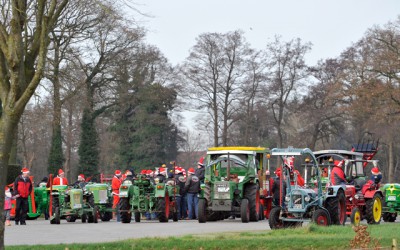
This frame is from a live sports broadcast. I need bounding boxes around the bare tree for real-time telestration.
[264,36,312,147]
[181,30,254,146]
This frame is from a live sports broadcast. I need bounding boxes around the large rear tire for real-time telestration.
[50,196,60,225]
[93,206,98,223]
[366,193,382,224]
[325,190,346,225]
[157,194,170,223]
[119,198,132,223]
[240,199,250,223]
[245,184,259,222]
[312,209,331,226]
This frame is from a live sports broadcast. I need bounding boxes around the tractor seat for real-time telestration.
[354,179,366,191]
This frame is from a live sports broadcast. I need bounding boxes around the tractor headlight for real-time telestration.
[304,195,311,202]
[354,194,360,200]
[285,196,290,202]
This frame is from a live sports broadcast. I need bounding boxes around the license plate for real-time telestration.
[217,187,228,192]
[388,196,396,201]
[119,191,128,197]
[73,204,82,209]
[293,204,302,209]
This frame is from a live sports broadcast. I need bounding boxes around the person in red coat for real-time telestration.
[112,170,122,221]
[53,169,69,185]
[13,168,32,225]
[330,160,347,185]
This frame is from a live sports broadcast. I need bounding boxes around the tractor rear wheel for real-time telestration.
[325,190,346,225]
[366,193,382,224]
[240,198,250,223]
[245,184,259,222]
[198,199,207,223]
[50,196,60,224]
[134,212,141,222]
[312,209,331,226]
[119,198,132,223]
[350,207,361,226]
[157,194,170,223]
[268,206,284,229]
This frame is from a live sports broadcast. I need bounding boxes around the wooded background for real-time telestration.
[3,2,399,183]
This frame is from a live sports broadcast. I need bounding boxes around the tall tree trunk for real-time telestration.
[388,140,394,183]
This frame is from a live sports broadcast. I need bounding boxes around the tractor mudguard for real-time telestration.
[364,189,382,199]
[325,186,346,198]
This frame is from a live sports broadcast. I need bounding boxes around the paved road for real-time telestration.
[5,218,271,246]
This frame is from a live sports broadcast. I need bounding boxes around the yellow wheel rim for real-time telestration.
[373,197,382,222]
[353,210,361,226]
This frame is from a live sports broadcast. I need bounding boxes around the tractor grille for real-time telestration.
[98,190,108,204]
[73,193,82,208]
[291,193,303,209]
[214,182,230,199]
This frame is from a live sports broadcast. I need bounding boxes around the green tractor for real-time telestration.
[382,183,400,222]
[268,148,345,229]
[49,184,98,224]
[118,174,178,223]
[84,183,113,222]
[198,146,269,223]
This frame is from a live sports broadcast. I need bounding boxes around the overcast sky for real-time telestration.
[136,0,399,66]
[133,0,400,129]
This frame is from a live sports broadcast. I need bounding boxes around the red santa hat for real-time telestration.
[21,167,30,174]
[78,174,85,179]
[58,169,64,175]
[371,167,381,175]
[334,160,344,168]
[198,156,205,167]
[188,167,195,174]
[115,170,121,175]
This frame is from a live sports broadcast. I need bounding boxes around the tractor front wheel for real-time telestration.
[119,198,132,223]
[54,207,61,225]
[157,194,170,223]
[240,198,250,223]
[350,207,361,226]
[198,199,207,223]
[312,209,331,226]
[268,206,284,229]
[366,193,382,224]
[134,212,141,222]
[93,206,98,223]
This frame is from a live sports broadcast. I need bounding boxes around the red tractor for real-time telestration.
[314,142,383,225]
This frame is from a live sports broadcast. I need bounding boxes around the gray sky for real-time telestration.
[134,0,400,130]
[137,0,399,65]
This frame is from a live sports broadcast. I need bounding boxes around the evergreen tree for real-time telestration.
[48,126,64,174]
[78,108,99,177]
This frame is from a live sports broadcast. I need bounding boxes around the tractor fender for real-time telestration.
[364,189,383,199]
[325,185,346,198]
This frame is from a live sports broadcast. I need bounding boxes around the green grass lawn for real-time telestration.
[7,224,399,250]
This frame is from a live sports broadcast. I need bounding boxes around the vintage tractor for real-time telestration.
[84,183,113,221]
[268,147,344,229]
[198,146,269,223]
[49,184,98,224]
[314,143,384,225]
[381,183,400,222]
[118,173,177,223]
